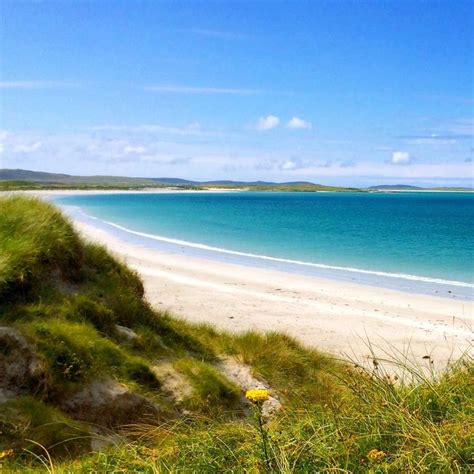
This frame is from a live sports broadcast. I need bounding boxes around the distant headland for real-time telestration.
[0,168,472,192]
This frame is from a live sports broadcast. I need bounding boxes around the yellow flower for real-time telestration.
[0,449,14,460]
[367,449,386,461]
[245,388,270,403]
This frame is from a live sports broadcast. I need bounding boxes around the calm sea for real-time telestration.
[55,192,474,299]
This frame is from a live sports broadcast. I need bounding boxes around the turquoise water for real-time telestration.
[56,192,474,297]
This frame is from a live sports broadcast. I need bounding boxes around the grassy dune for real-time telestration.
[0,196,472,472]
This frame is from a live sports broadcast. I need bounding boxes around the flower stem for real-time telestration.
[256,405,271,471]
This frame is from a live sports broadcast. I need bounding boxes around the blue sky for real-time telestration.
[0,0,473,186]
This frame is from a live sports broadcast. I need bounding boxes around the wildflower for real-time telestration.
[367,449,386,461]
[246,388,271,469]
[245,388,269,403]
[0,449,14,460]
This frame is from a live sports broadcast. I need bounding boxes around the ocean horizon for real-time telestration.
[55,191,474,300]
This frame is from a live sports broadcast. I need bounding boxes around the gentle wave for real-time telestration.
[79,209,474,289]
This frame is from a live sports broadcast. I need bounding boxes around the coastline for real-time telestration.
[71,212,472,368]
[8,189,473,367]
[51,190,473,300]
[4,187,245,197]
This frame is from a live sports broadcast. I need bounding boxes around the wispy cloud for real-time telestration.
[399,133,470,144]
[90,123,215,137]
[445,118,474,136]
[144,84,262,95]
[0,81,78,89]
[401,118,474,143]
[407,137,458,146]
[181,28,248,40]
[254,115,280,131]
[13,141,43,153]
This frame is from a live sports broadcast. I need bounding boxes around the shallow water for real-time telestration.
[55,191,474,300]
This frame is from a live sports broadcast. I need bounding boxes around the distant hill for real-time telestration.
[0,169,357,192]
[150,177,197,185]
[0,169,73,182]
[151,178,319,186]
[368,184,473,191]
[1,170,471,193]
[200,180,316,186]
[0,169,158,187]
[368,184,423,190]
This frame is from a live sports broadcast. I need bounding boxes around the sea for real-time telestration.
[54,191,474,300]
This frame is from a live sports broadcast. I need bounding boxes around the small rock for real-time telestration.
[151,362,193,403]
[61,379,161,427]
[0,327,47,403]
[115,325,138,340]
[218,357,282,419]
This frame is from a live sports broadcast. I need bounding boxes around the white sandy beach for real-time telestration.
[70,216,472,370]
[9,188,245,197]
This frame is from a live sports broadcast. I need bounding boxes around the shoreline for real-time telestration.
[7,189,473,367]
[71,214,472,369]
[55,197,473,301]
[77,210,473,293]
[3,187,245,197]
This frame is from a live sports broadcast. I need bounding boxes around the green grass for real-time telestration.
[0,196,472,473]
[0,397,91,459]
[173,358,242,414]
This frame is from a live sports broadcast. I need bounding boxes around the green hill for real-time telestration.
[368,184,473,192]
[0,196,472,472]
[0,169,361,192]
[368,184,423,190]
[0,169,166,189]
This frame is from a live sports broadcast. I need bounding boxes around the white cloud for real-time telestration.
[145,85,261,95]
[123,145,147,154]
[2,128,472,187]
[255,115,280,131]
[278,157,313,171]
[280,160,297,170]
[287,117,312,130]
[391,151,412,165]
[14,141,42,153]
